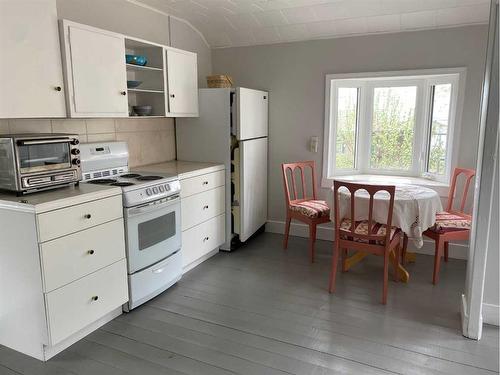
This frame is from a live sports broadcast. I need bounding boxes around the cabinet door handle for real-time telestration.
[84,214,92,219]
[203,205,209,210]
[202,181,209,185]
[91,296,99,301]
[170,94,175,98]
[121,91,127,96]
[55,86,62,92]
[203,236,209,242]
[88,250,95,255]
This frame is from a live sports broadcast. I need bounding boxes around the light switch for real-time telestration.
[309,136,319,153]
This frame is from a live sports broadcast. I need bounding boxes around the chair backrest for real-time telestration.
[281,161,318,205]
[333,180,396,246]
[447,168,476,216]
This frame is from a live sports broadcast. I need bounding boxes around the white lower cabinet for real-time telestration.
[45,259,128,345]
[180,169,226,271]
[0,188,127,361]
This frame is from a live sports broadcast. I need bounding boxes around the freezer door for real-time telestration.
[239,137,268,242]
[236,87,268,140]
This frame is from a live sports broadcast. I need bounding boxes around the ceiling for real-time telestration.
[135,0,491,48]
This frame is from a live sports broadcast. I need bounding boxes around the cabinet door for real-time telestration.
[236,88,269,140]
[0,0,66,118]
[61,21,128,117]
[166,48,198,117]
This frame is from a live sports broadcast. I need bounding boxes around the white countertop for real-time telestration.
[0,184,122,213]
[134,160,225,180]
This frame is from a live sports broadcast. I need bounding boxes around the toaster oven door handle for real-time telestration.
[17,138,71,146]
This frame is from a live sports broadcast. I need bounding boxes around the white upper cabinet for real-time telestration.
[236,88,269,140]
[166,48,199,117]
[0,0,66,118]
[60,20,128,117]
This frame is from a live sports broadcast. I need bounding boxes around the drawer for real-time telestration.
[40,219,126,292]
[37,195,123,242]
[45,259,128,345]
[181,186,225,231]
[181,169,225,198]
[182,214,225,268]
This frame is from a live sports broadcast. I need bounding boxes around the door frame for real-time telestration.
[461,0,499,340]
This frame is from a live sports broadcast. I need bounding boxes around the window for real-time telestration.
[323,69,464,184]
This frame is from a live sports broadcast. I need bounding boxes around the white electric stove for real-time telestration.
[80,142,182,311]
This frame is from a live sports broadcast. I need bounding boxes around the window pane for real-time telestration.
[335,87,358,169]
[427,84,452,175]
[370,86,417,170]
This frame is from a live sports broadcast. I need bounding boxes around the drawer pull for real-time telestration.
[153,266,166,274]
[83,214,92,219]
[203,205,209,210]
[203,236,210,242]
[91,296,99,302]
[202,181,209,185]
[87,250,95,255]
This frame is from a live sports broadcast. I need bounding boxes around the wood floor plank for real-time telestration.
[85,330,236,375]
[0,364,21,375]
[0,347,76,375]
[117,308,388,375]
[102,320,291,375]
[149,292,495,375]
[167,282,498,370]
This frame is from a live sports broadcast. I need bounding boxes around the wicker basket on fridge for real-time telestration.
[207,74,234,88]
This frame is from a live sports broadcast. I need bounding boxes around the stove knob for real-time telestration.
[165,184,170,191]
[71,148,80,155]
[152,187,159,194]
[158,185,165,192]
[146,188,152,196]
[72,159,80,166]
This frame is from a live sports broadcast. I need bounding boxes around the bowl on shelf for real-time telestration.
[132,105,153,116]
[127,80,142,88]
[126,54,147,66]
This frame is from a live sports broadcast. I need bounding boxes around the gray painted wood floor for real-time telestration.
[1,232,498,375]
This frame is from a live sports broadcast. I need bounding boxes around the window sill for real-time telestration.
[321,174,449,197]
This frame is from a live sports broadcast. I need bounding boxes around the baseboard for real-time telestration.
[266,219,469,260]
[482,303,500,326]
[182,248,219,274]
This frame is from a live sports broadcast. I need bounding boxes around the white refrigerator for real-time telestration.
[177,87,268,250]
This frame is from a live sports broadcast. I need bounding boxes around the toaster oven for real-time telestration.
[0,134,82,194]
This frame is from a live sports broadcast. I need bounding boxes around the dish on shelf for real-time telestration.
[127,80,142,88]
[132,105,153,116]
[125,54,147,66]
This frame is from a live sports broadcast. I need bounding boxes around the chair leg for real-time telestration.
[283,215,291,250]
[433,238,444,285]
[402,234,408,265]
[309,223,317,263]
[329,241,340,293]
[444,242,449,262]
[392,246,400,282]
[382,251,389,304]
[341,248,348,272]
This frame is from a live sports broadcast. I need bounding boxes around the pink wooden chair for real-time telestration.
[403,168,475,284]
[281,161,330,262]
[329,180,402,304]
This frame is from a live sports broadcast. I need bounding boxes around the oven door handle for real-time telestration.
[127,195,180,217]
[17,138,71,146]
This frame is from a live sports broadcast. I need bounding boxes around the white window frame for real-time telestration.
[322,68,466,187]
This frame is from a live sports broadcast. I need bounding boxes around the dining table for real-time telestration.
[332,182,443,282]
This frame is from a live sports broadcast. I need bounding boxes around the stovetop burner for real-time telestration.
[136,175,163,181]
[121,173,142,178]
[87,178,117,184]
[111,182,135,187]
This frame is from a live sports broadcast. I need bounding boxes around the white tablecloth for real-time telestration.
[332,184,443,248]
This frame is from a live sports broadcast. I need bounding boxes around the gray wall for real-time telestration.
[212,25,488,223]
[56,0,211,85]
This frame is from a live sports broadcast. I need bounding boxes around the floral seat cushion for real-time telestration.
[339,218,400,245]
[429,211,471,233]
[289,200,330,218]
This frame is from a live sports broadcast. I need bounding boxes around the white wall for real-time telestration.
[212,25,488,227]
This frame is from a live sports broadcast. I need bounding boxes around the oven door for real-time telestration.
[16,138,72,174]
[125,195,181,274]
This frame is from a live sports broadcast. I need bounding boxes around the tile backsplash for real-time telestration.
[0,118,176,167]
